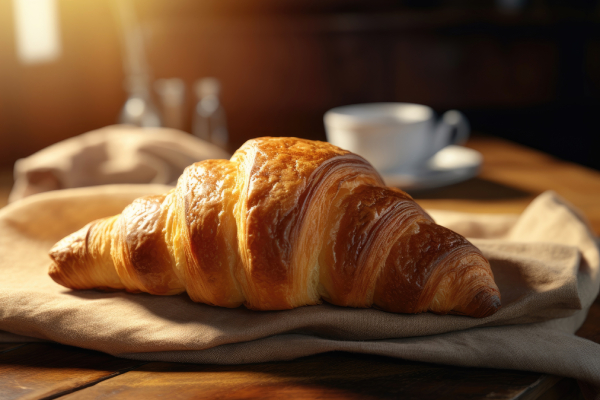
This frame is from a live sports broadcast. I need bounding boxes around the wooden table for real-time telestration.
[0,135,599,400]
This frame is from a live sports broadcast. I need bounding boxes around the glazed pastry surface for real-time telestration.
[49,137,501,317]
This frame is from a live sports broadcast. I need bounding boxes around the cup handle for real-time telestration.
[431,110,471,155]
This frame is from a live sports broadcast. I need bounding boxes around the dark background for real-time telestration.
[0,0,599,169]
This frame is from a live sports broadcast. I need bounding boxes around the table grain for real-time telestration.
[0,135,598,399]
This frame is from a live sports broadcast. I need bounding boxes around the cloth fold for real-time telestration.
[0,186,598,384]
[8,125,230,203]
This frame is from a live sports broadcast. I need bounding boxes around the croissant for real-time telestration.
[49,137,500,317]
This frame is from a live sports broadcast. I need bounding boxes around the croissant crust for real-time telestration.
[49,137,501,317]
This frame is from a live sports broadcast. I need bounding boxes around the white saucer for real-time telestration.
[380,145,482,191]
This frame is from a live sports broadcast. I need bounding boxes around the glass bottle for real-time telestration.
[112,0,161,128]
[155,78,185,130]
[119,74,162,127]
[193,77,229,150]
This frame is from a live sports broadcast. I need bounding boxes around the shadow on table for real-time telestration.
[121,351,553,399]
[407,177,534,200]
[1,341,571,399]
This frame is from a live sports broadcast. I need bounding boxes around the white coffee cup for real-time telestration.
[324,103,470,172]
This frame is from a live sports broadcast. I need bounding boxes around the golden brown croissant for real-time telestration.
[49,137,501,317]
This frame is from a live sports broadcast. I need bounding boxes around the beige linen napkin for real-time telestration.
[8,125,230,202]
[0,186,598,384]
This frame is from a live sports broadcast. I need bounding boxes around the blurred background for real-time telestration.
[0,0,599,169]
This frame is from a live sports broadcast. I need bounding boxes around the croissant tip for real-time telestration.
[469,290,502,318]
[48,260,68,288]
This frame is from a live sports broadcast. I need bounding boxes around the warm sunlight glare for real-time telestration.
[13,0,61,64]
